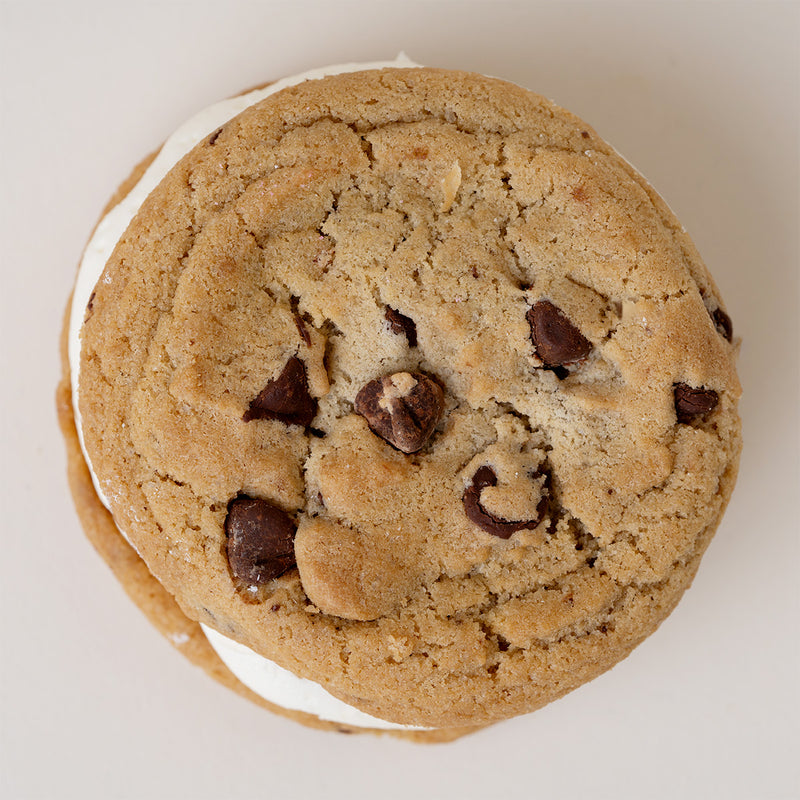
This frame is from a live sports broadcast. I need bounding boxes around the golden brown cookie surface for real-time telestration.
[77,68,741,728]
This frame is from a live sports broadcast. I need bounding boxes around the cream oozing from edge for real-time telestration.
[69,55,430,732]
[201,625,426,731]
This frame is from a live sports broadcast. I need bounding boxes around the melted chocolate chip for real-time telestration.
[712,307,733,342]
[384,306,418,347]
[463,465,549,539]
[225,495,296,585]
[527,300,592,369]
[354,372,444,453]
[243,356,317,427]
[673,383,719,424]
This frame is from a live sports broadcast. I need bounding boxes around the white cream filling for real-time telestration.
[201,625,421,731]
[69,56,430,731]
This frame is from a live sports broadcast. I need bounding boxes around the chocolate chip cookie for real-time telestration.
[63,65,741,733]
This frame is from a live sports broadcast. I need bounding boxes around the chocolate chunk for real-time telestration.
[527,300,592,368]
[384,306,418,347]
[712,307,733,342]
[463,465,549,539]
[225,495,296,585]
[674,383,719,424]
[355,372,444,453]
[243,356,317,427]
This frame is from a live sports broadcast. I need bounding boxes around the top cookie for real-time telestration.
[78,67,741,728]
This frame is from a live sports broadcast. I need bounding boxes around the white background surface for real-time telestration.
[1,1,798,798]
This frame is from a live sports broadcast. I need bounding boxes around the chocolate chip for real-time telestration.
[290,296,313,347]
[384,306,418,347]
[581,130,590,139]
[294,313,312,347]
[673,383,719,424]
[463,465,549,539]
[225,495,296,586]
[207,127,223,146]
[354,372,444,453]
[527,300,592,369]
[243,356,317,427]
[84,290,96,322]
[712,307,733,342]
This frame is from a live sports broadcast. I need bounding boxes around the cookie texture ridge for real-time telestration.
[70,66,741,731]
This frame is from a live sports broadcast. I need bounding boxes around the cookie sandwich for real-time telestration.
[58,56,742,740]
